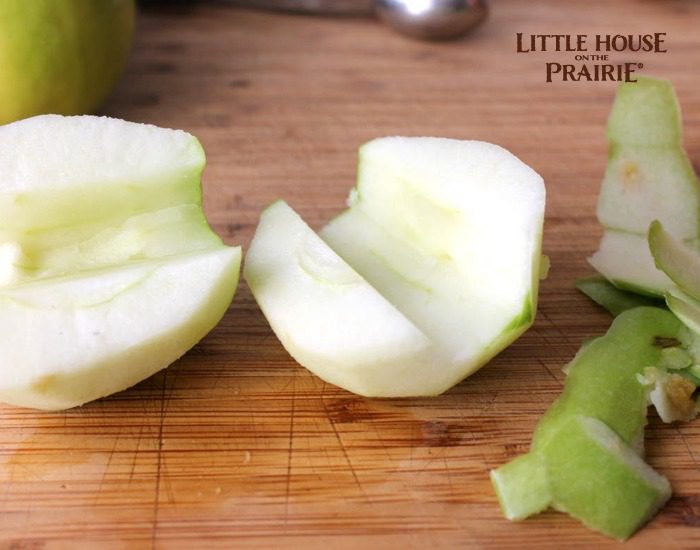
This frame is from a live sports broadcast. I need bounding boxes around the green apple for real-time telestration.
[245,137,546,396]
[0,0,135,124]
[491,307,681,539]
[589,77,700,295]
[0,115,241,410]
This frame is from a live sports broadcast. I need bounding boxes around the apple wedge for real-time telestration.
[589,77,700,295]
[245,137,545,396]
[0,115,241,410]
[244,201,436,396]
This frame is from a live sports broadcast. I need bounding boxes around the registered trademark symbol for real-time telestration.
[638,63,644,68]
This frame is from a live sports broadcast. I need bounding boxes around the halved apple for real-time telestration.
[0,115,241,410]
[589,77,700,295]
[245,137,545,396]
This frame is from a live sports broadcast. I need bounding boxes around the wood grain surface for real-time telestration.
[2,0,700,548]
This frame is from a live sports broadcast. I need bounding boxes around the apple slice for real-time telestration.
[589,77,700,294]
[244,201,436,396]
[597,77,700,238]
[0,115,241,410]
[0,248,240,410]
[245,137,545,396]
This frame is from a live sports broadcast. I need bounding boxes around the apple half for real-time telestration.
[589,77,700,296]
[0,115,241,410]
[245,137,545,396]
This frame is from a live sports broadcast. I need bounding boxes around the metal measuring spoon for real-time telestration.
[374,0,488,41]
[232,0,488,41]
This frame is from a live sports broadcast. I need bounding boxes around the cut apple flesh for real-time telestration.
[598,147,699,238]
[0,249,240,410]
[0,114,203,232]
[597,77,699,238]
[588,230,672,296]
[245,137,545,396]
[0,115,241,410]
[589,77,700,294]
[321,207,533,391]
[244,201,435,397]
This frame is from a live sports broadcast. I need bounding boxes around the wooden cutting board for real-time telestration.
[2,1,700,547]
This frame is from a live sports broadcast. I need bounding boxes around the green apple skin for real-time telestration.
[245,137,545,396]
[666,289,700,336]
[542,415,670,540]
[575,275,664,316]
[589,77,700,293]
[0,115,241,410]
[0,0,135,124]
[490,452,549,521]
[491,307,681,539]
[533,307,680,452]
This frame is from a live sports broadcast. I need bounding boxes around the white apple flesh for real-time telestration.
[0,115,241,410]
[244,201,435,396]
[588,229,673,296]
[245,137,545,396]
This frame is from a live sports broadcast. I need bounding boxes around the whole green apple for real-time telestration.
[0,0,135,124]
